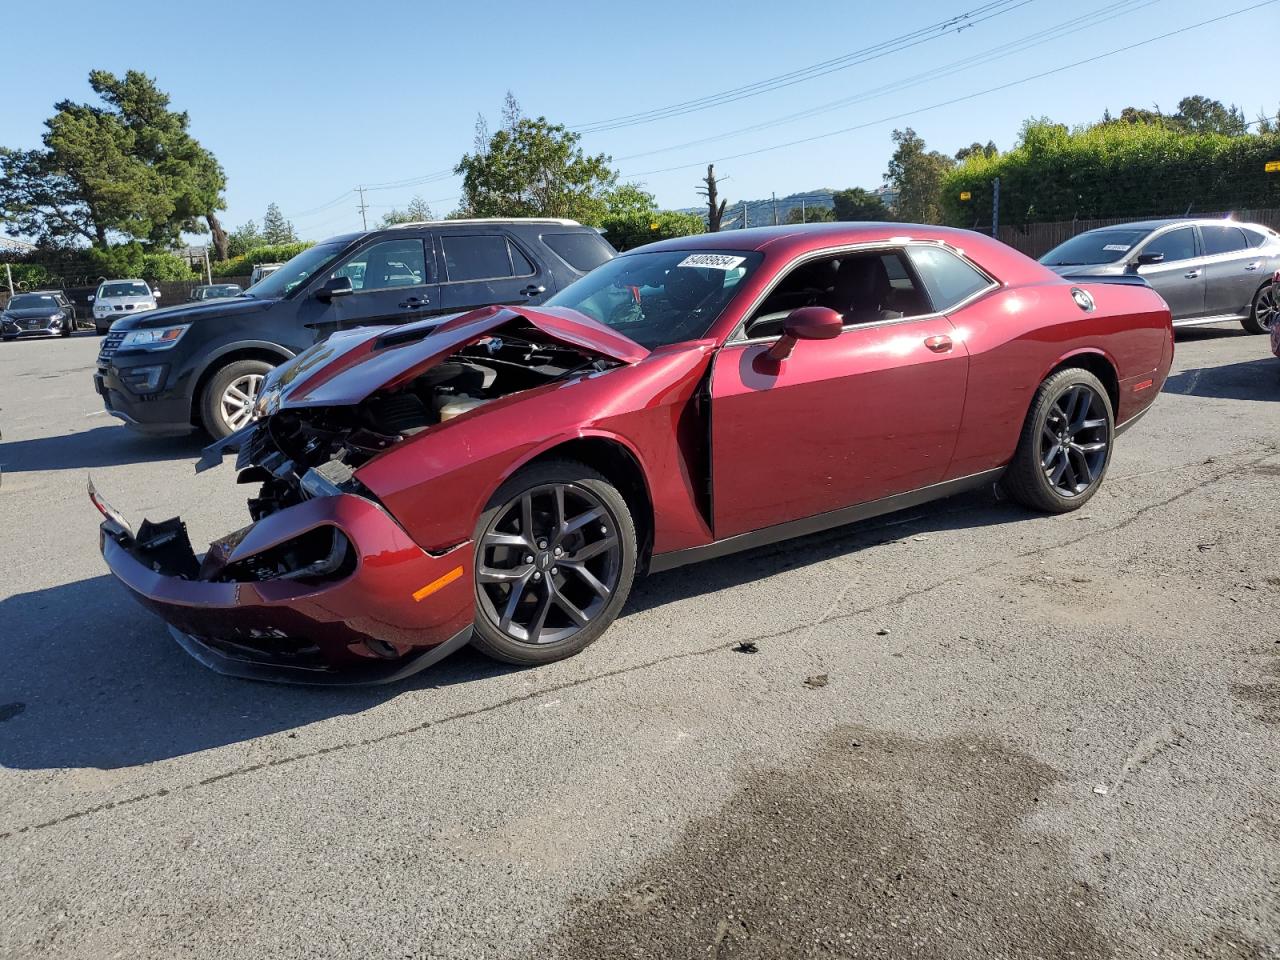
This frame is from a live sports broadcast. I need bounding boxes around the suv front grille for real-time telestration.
[99,331,125,361]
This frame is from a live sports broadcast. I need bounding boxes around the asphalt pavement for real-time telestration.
[1,327,1278,959]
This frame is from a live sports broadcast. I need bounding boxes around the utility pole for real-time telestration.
[800,198,807,224]
[991,177,1001,239]
[4,263,12,297]
[356,186,369,231]
[203,248,212,285]
[772,192,778,226]
[741,200,748,229]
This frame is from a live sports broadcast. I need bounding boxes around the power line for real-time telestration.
[615,0,1159,163]
[619,0,1279,180]
[572,0,1036,133]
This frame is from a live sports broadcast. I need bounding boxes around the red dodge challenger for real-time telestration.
[95,223,1174,683]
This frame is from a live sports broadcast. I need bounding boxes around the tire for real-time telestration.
[1241,282,1275,335]
[1000,368,1115,513]
[470,459,637,666]
[199,359,273,439]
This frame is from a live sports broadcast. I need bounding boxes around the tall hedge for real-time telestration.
[211,241,313,277]
[942,121,1280,227]
[598,211,705,252]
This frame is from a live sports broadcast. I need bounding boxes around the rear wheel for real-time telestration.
[1241,282,1275,335]
[199,359,272,439]
[1000,368,1114,513]
[470,460,637,666]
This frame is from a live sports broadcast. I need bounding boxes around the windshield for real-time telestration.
[1040,229,1151,267]
[243,244,343,299]
[99,281,152,298]
[8,294,57,310]
[545,250,762,349]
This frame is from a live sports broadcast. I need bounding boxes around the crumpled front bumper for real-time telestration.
[99,492,475,684]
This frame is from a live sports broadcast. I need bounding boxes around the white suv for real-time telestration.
[91,279,162,334]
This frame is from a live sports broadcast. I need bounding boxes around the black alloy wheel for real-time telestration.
[471,460,636,665]
[1001,368,1115,513]
[1039,384,1110,497]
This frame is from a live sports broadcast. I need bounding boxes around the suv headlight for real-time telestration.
[119,325,190,351]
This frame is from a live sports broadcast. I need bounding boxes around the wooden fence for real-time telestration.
[996,209,1280,258]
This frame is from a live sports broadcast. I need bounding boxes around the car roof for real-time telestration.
[1079,217,1271,234]
[100,278,148,284]
[385,217,582,230]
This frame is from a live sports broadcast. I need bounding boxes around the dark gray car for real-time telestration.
[1040,218,1279,333]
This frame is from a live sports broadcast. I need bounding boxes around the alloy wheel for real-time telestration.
[476,482,622,646]
[1039,384,1110,497]
[1257,285,1276,331]
[220,373,263,431]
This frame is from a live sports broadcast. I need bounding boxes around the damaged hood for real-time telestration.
[259,304,649,411]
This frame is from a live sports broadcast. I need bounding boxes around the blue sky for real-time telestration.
[1,0,1275,242]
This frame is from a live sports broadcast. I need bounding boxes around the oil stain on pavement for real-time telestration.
[548,726,1113,959]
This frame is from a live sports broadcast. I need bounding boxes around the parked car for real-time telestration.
[1040,218,1279,334]
[94,219,617,439]
[248,263,283,286]
[188,283,243,302]
[1,290,78,340]
[91,279,162,334]
[94,222,1173,684]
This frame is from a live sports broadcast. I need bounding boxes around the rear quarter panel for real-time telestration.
[947,279,1172,480]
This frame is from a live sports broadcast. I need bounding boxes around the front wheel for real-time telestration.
[1000,368,1114,513]
[470,460,637,666]
[1241,282,1275,335]
[199,359,272,439]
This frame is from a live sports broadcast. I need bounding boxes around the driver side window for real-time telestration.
[745,249,929,339]
[332,238,429,292]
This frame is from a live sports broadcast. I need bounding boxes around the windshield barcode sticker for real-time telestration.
[677,254,746,270]
[1102,244,1131,252]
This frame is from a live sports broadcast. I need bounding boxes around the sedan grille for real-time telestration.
[99,331,126,360]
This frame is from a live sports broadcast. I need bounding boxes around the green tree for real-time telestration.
[0,70,228,254]
[379,195,435,227]
[786,205,835,223]
[955,140,998,162]
[1173,95,1247,136]
[455,113,619,224]
[831,187,888,221]
[604,183,658,219]
[262,202,297,244]
[885,128,954,224]
[599,209,705,251]
[227,220,263,257]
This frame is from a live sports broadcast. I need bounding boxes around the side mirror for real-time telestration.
[87,294,95,303]
[315,275,354,303]
[1134,252,1164,267]
[767,306,843,362]
[152,289,162,298]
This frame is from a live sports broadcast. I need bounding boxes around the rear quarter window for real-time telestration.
[905,246,993,312]
[542,231,615,273]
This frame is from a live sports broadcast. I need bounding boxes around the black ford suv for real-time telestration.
[94,218,616,438]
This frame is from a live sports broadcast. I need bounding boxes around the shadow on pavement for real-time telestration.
[0,573,513,771]
[1163,357,1280,402]
[0,489,1051,770]
[0,425,204,473]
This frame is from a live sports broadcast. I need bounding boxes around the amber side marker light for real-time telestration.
[1134,379,1154,392]
[413,566,464,602]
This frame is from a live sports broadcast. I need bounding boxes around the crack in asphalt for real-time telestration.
[2,443,1274,843]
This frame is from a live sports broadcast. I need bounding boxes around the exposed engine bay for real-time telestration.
[232,332,615,525]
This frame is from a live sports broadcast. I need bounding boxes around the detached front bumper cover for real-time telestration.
[92,480,475,684]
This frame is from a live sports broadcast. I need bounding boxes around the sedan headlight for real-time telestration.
[119,325,190,351]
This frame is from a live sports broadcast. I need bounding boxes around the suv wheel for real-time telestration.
[200,359,272,439]
[1242,282,1275,335]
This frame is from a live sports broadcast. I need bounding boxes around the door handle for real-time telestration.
[1244,261,1260,271]
[924,334,953,353]
[398,296,430,309]
[1184,270,1201,279]
[520,284,546,297]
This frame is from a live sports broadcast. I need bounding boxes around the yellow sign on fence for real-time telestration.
[1266,160,1280,173]
[959,191,972,200]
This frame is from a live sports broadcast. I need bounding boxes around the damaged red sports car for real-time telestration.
[95,223,1174,683]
